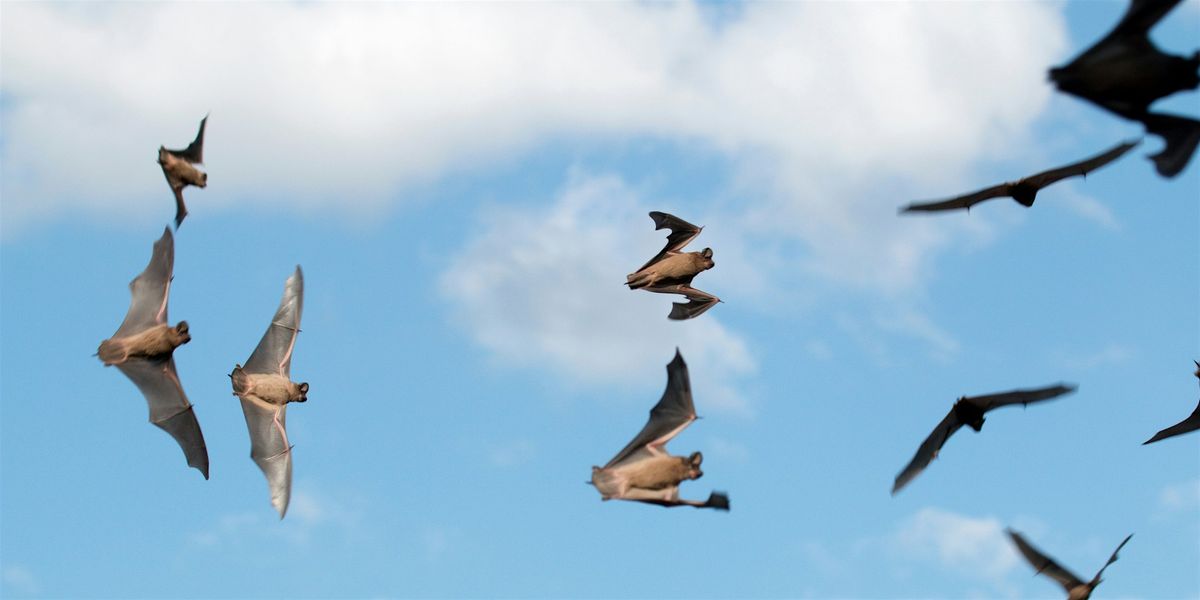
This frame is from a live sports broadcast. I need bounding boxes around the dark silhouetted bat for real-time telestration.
[900,141,1138,213]
[1007,529,1132,600]
[159,116,208,229]
[97,227,209,479]
[1143,361,1200,444]
[591,349,729,510]
[1049,0,1200,177]
[231,266,307,518]
[627,212,720,320]
[892,384,1076,494]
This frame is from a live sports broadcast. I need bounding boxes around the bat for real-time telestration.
[626,212,720,320]
[899,141,1138,213]
[1007,529,1132,600]
[892,384,1076,494]
[590,349,730,510]
[158,116,208,229]
[1049,0,1200,177]
[96,227,209,479]
[1143,361,1200,444]
[231,266,308,518]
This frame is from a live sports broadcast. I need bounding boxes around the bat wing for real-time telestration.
[1140,112,1200,178]
[115,357,209,478]
[113,228,173,338]
[1143,399,1200,444]
[1089,534,1133,586]
[666,286,720,321]
[172,185,188,230]
[636,211,703,271]
[239,396,292,518]
[964,383,1077,412]
[603,349,696,469]
[164,115,207,164]
[1092,0,1179,51]
[892,409,964,494]
[243,266,304,377]
[1020,140,1140,189]
[899,184,1012,213]
[1007,529,1087,593]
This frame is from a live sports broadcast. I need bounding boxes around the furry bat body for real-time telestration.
[97,227,209,479]
[900,141,1137,213]
[627,212,720,320]
[1008,529,1132,600]
[591,349,729,511]
[892,384,1076,494]
[159,116,208,228]
[1143,361,1200,444]
[232,266,307,518]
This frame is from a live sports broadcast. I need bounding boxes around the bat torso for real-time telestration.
[158,148,207,189]
[952,398,986,432]
[232,370,305,405]
[592,454,696,498]
[98,323,190,365]
[627,252,713,289]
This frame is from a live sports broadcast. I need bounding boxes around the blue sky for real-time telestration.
[1,2,1197,598]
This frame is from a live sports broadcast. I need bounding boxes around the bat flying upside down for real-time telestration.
[627,211,720,320]
[1008,529,1132,600]
[159,116,208,229]
[1143,361,1200,445]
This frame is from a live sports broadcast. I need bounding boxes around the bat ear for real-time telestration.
[299,382,309,394]
[689,451,703,468]
[176,321,189,334]
[702,247,713,258]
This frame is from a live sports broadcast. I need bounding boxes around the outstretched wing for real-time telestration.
[892,409,964,494]
[164,115,207,164]
[1089,534,1133,586]
[1144,399,1200,444]
[1007,529,1087,593]
[667,286,720,321]
[1020,140,1139,190]
[115,357,209,479]
[604,349,696,469]
[1079,0,1180,60]
[636,212,703,272]
[964,383,1077,412]
[1140,112,1200,178]
[172,186,189,230]
[243,266,304,377]
[239,395,292,518]
[113,228,173,338]
[899,184,1012,213]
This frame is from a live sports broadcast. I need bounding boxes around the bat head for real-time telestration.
[173,321,192,345]
[198,171,208,188]
[686,451,704,480]
[292,381,309,403]
[700,247,714,270]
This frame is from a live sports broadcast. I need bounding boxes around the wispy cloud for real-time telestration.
[1159,479,1200,512]
[2,565,40,596]
[889,507,1021,582]
[488,439,537,469]
[1057,342,1136,370]
[1055,186,1122,231]
[189,484,365,547]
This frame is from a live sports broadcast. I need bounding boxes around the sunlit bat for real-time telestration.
[1143,361,1200,445]
[158,116,208,228]
[627,212,720,320]
[1008,528,1132,600]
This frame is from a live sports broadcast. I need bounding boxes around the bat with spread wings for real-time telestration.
[1007,529,1132,600]
[97,227,209,479]
[1143,361,1200,445]
[590,349,729,510]
[627,212,720,320]
[158,116,208,229]
[900,141,1138,213]
[231,266,308,518]
[1049,0,1199,177]
[892,384,1076,494]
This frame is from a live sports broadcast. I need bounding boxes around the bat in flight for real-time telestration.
[892,384,1076,494]
[1049,0,1200,177]
[627,212,720,320]
[97,227,209,478]
[1007,528,1132,600]
[231,266,308,518]
[158,116,208,229]
[900,141,1138,213]
[590,349,730,511]
[1143,361,1200,445]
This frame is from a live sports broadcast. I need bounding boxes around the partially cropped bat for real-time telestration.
[627,212,720,320]
[97,227,209,479]
[1049,0,1199,177]
[900,141,1138,213]
[590,349,729,510]
[892,384,1076,494]
[1143,361,1200,444]
[158,116,208,229]
[1007,529,1132,600]
[231,266,307,518]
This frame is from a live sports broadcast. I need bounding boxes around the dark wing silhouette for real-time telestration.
[900,183,1012,213]
[892,409,964,495]
[113,228,173,339]
[1017,140,1139,189]
[240,395,292,518]
[962,384,1077,411]
[603,349,696,469]
[164,116,207,164]
[243,266,304,377]
[1089,534,1133,586]
[1141,112,1200,177]
[116,357,209,478]
[171,187,188,230]
[1144,364,1200,444]
[666,286,721,321]
[1008,529,1087,593]
[636,212,703,272]
[638,492,731,511]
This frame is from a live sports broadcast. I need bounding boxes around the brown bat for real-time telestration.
[1007,529,1132,600]
[158,116,208,229]
[627,211,720,320]
[231,266,307,518]
[892,384,1076,494]
[97,227,209,479]
[1143,361,1200,444]
[1049,0,1199,177]
[900,141,1138,213]
[590,349,729,510]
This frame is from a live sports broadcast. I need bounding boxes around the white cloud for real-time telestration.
[1160,479,1200,512]
[488,439,537,468]
[188,484,364,547]
[1054,186,1122,231]
[890,507,1021,582]
[2,565,39,596]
